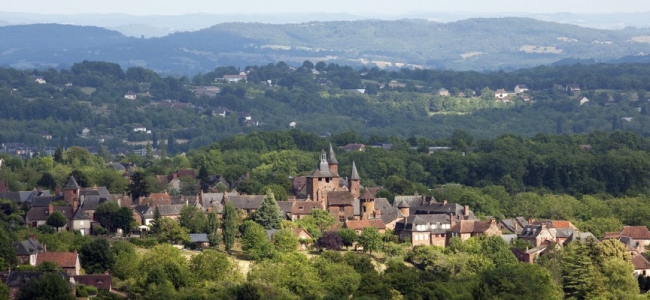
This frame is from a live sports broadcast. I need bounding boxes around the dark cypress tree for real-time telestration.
[222,202,237,253]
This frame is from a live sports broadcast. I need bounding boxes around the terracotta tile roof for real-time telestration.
[36,252,77,268]
[632,253,650,270]
[328,191,354,206]
[143,193,171,206]
[620,226,650,240]
[345,219,386,230]
[550,220,574,229]
[73,274,112,290]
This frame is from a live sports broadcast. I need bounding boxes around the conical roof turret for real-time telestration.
[350,161,360,180]
[327,143,338,165]
[64,176,81,190]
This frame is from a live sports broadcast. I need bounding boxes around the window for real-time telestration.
[339,206,344,212]
[326,178,330,183]
[299,206,304,210]
[339,216,345,222]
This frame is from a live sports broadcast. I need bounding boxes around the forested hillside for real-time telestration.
[3,60,650,155]
[1,18,650,73]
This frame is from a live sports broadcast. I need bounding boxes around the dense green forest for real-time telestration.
[2,18,650,72]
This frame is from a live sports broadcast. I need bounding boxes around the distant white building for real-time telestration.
[81,128,90,137]
[133,125,147,132]
[495,89,508,99]
[32,76,46,84]
[579,97,590,106]
[124,91,137,100]
[514,85,529,94]
[289,121,297,128]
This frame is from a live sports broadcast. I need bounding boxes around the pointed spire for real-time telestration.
[350,161,360,180]
[64,176,80,190]
[327,143,338,164]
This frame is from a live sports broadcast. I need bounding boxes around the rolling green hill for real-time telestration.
[1,18,649,73]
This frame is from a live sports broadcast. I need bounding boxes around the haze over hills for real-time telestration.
[1,17,650,74]
[3,11,650,38]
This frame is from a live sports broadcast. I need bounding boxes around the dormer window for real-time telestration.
[299,206,304,210]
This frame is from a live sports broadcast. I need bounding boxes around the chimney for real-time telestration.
[72,197,78,212]
[117,198,122,207]
[207,206,212,213]
[449,213,455,228]
[464,205,469,217]
[93,185,98,191]
[48,203,54,214]
[443,200,447,205]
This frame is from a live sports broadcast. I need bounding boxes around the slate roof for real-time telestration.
[79,195,105,211]
[565,232,597,244]
[80,187,111,199]
[327,144,338,165]
[345,219,386,231]
[394,214,450,233]
[26,205,74,221]
[228,195,264,210]
[5,271,70,288]
[36,252,77,268]
[189,234,209,243]
[0,192,20,203]
[518,225,546,238]
[156,204,184,216]
[350,161,360,180]
[31,195,61,207]
[73,274,112,290]
[13,238,45,256]
[359,189,374,200]
[134,205,155,219]
[277,201,295,219]
[374,198,404,225]
[64,176,80,190]
[328,191,354,206]
[501,234,518,244]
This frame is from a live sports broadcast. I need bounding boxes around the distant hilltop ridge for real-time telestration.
[1,17,650,73]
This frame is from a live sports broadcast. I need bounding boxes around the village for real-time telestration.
[1,145,650,299]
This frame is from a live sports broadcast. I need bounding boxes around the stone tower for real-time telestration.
[359,188,375,220]
[349,161,360,198]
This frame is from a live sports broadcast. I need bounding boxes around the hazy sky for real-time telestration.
[3,0,650,15]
